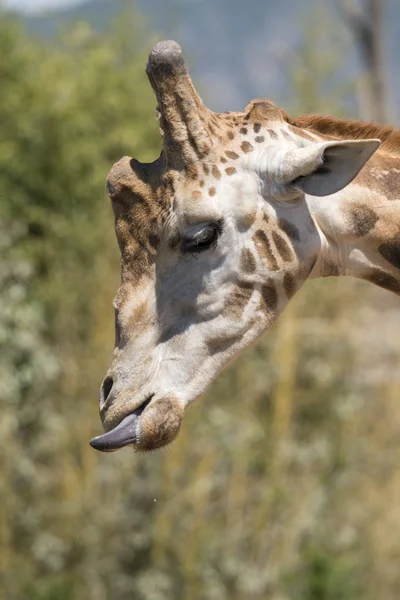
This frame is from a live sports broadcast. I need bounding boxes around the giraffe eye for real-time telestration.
[181,220,223,254]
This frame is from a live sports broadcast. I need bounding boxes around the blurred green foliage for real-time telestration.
[1,7,400,600]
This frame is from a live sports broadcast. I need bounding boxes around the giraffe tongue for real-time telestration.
[89,413,138,452]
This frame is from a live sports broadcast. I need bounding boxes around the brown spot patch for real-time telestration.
[203,164,210,175]
[253,230,278,270]
[208,186,216,197]
[272,231,293,262]
[347,205,379,237]
[212,165,221,179]
[220,156,227,164]
[230,281,254,320]
[355,154,400,198]
[240,248,256,273]
[226,150,239,160]
[238,210,257,231]
[206,331,243,355]
[255,136,265,143]
[363,268,400,293]
[278,218,300,242]
[226,167,237,176]
[267,129,278,140]
[227,130,235,140]
[240,127,248,135]
[199,180,205,187]
[379,234,400,270]
[321,262,340,277]
[127,302,148,337]
[241,141,254,153]
[283,273,296,298]
[253,123,261,133]
[186,164,199,179]
[260,282,278,312]
[191,190,202,200]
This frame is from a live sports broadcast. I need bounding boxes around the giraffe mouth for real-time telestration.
[89,396,153,452]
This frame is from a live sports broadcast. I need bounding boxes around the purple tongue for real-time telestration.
[90,413,138,452]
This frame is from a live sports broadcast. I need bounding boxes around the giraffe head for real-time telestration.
[90,41,379,453]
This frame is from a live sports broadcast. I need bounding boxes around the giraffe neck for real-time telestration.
[307,150,400,294]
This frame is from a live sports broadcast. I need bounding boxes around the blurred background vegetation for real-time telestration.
[1,1,400,599]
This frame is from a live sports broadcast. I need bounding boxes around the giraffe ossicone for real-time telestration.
[90,40,399,453]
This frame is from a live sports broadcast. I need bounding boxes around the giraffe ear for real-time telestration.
[286,139,381,197]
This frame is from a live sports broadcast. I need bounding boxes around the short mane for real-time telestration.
[288,114,400,157]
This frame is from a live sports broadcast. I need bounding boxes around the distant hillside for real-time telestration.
[22,0,400,120]
[25,0,121,37]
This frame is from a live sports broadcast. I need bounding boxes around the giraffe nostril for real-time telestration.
[100,376,114,406]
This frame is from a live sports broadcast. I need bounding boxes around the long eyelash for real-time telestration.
[179,218,225,254]
[216,218,224,235]
[167,230,181,249]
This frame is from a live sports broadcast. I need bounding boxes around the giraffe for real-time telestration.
[90,40,400,453]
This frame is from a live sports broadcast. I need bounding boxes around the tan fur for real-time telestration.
[289,114,400,157]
